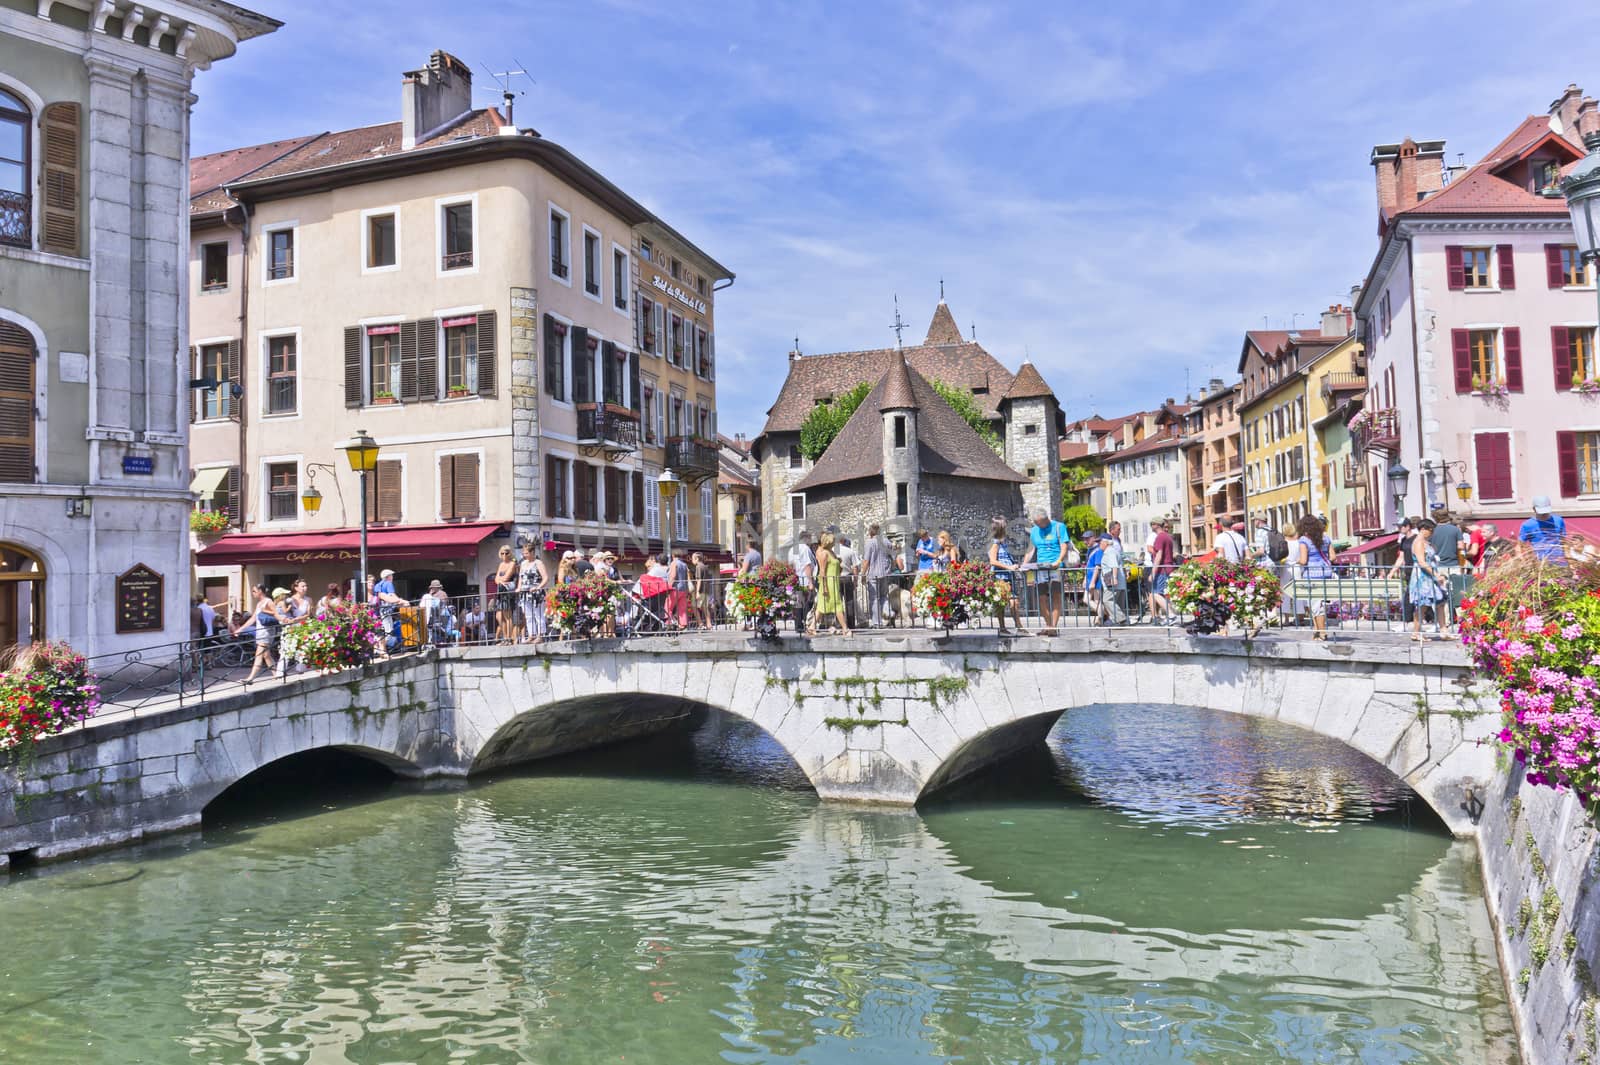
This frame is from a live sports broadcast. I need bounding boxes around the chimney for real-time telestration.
[1551,83,1584,138]
[1580,97,1600,140]
[1372,138,1446,218]
[402,50,473,150]
[1208,377,1224,393]
[1321,304,1352,338]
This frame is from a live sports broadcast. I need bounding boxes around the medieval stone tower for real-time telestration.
[1001,359,1063,520]
[880,350,921,541]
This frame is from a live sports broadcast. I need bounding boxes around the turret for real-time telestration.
[1001,358,1062,520]
[880,351,920,535]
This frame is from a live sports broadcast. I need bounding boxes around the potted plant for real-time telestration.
[548,572,625,639]
[373,389,397,405]
[1573,373,1600,395]
[447,385,472,399]
[726,560,797,641]
[643,332,656,348]
[190,508,231,536]
[1167,558,1282,636]
[0,642,100,759]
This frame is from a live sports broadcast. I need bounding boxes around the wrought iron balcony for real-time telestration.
[576,405,639,451]
[441,250,473,271]
[0,190,29,248]
[1351,407,1400,455]
[667,435,718,475]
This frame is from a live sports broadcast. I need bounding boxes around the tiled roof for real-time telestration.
[718,452,757,488]
[880,350,919,410]
[1105,431,1185,462]
[759,306,1017,435]
[792,360,1028,493]
[241,110,505,184]
[1059,439,1092,461]
[189,134,321,215]
[1395,114,1584,219]
[924,300,966,346]
[1003,359,1054,401]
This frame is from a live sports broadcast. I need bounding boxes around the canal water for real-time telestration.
[0,705,1517,1064]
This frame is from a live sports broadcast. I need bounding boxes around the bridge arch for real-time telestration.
[200,744,422,818]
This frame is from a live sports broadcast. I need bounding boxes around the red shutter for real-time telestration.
[1452,330,1472,393]
[1503,327,1523,392]
[1547,244,1566,289]
[1496,245,1515,289]
[1446,245,1465,290]
[1558,431,1580,498]
[1474,433,1512,501]
[1554,326,1573,390]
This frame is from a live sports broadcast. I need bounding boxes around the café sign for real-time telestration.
[286,549,362,563]
[651,275,707,315]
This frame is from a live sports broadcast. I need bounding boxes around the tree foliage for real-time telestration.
[799,381,872,461]
[1062,504,1106,539]
[929,380,1002,453]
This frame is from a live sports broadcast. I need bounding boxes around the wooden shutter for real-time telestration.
[227,339,242,420]
[438,454,454,519]
[225,466,242,526]
[454,453,479,519]
[187,345,197,423]
[1496,245,1515,289]
[1558,431,1580,498]
[632,470,644,526]
[476,310,497,397]
[571,326,591,403]
[344,326,362,407]
[1554,326,1573,390]
[1452,329,1472,393]
[365,459,401,523]
[1504,327,1523,392]
[629,351,641,413]
[39,102,80,256]
[544,455,558,518]
[1474,434,1512,501]
[543,314,563,399]
[1445,245,1465,290]
[0,322,35,483]
[573,463,589,521]
[1547,244,1566,288]
[603,467,618,524]
[399,320,419,401]
[416,318,438,401]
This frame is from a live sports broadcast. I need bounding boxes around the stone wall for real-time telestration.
[918,474,1027,559]
[509,285,541,541]
[1004,395,1062,522]
[1477,767,1600,1065]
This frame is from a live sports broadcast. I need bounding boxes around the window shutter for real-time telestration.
[378,460,402,522]
[39,102,80,256]
[1546,244,1565,288]
[344,326,362,407]
[629,351,641,414]
[1445,245,1465,290]
[476,310,497,397]
[1496,245,1515,289]
[1452,329,1472,393]
[600,340,617,404]
[1558,431,1580,498]
[575,463,591,521]
[223,465,242,526]
[1554,326,1573,390]
[416,318,438,401]
[571,326,591,403]
[399,320,419,401]
[226,339,242,420]
[1474,433,1511,501]
[1504,327,1523,392]
[544,455,558,519]
[632,470,644,526]
[454,454,479,519]
[438,454,455,519]
[543,314,563,398]
[603,467,617,524]
[188,345,197,423]
[0,322,35,484]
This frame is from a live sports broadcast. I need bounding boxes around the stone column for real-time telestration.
[509,286,541,542]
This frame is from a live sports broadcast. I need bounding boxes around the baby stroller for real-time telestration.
[628,574,672,635]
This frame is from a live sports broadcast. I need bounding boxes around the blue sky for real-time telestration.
[192,0,1600,434]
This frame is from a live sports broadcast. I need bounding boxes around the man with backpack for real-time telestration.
[1253,516,1289,570]
[1216,520,1249,564]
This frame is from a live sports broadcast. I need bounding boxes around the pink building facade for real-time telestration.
[1353,87,1600,538]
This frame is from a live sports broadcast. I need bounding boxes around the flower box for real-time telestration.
[446,387,473,399]
[190,509,231,535]
[372,392,398,405]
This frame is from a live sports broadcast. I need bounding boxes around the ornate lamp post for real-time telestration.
[340,429,381,599]
[657,468,681,561]
[1418,459,1474,509]
[1386,460,1410,524]
[1562,125,1600,360]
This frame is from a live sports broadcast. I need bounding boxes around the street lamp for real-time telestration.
[1386,460,1410,523]
[341,429,381,599]
[1562,125,1600,360]
[657,467,681,561]
[300,484,323,514]
[1419,458,1474,509]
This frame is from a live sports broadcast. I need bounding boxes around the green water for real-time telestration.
[0,706,1517,1064]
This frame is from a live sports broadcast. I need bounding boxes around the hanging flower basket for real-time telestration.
[1167,558,1281,635]
[548,573,625,638]
[726,561,797,641]
[0,642,100,752]
[278,602,384,671]
[913,561,1007,630]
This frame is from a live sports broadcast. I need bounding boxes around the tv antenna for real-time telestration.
[481,61,534,125]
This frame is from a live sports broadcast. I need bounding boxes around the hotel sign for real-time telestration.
[651,275,707,315]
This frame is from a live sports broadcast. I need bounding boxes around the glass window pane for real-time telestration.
[0,118,23,164]
[0,160,22,193]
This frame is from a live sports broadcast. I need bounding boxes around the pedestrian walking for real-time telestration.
[315,582,343,615]
[988,519,1025,634]
[808,531,851,636]
[690,552,715,629]
[1098,533,1129,625]
[1409,518,1449,641]
[372,568,407,652]
[276,578,313,677]
[1147,519,1176,623]
[1388,517,1418,628]
[862,523,894,628]
[1217,520,1249,564]
[244,585,286,683]
[789,533,817,630]
[1293,514,1335,640]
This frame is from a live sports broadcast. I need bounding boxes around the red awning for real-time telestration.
[1562,516,1600,540]
[198,522,505,567]
[1335,533,1398,561]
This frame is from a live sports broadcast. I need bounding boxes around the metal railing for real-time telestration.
[442,250,473,271]
[576,406,640,448]
[667,436,717,472]
[0,189,30,247]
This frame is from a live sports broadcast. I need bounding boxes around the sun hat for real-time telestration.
[380,568,395,578]
[271,587,291,599]
[427,579,444,591]
[1533,495,1553,515]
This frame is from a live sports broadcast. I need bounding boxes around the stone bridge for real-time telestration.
[0,632,1499,866]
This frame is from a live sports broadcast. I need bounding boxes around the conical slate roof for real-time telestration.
[924,301,965,346]
[792,360,1028,493]
[881,350,919,410]
[1003,358,1054,401]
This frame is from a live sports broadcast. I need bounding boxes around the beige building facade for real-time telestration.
[189,51,730,605]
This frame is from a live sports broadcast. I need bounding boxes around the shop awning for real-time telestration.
[197,521,505,567]
[1334,533,1398,562]
[1202,475,1241,496]
[189,466,229,495]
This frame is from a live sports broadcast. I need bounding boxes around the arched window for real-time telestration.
[0,542,45,654]
[0,318,35,483]
[0,88,28,247]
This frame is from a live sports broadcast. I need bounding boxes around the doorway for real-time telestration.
[0,542,44,658]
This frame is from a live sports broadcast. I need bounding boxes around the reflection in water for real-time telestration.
[0,705,1517,1063]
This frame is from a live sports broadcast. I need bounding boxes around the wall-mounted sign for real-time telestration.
[650,275,708,315]
[285,549,361,564]
[122,455,154,475]
[115,563,164,634]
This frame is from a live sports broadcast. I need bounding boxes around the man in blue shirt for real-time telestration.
[1084,535,1104,624]
[1023,509,1068,635]
[1519,496,1567,564]
[372,568,407,651]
